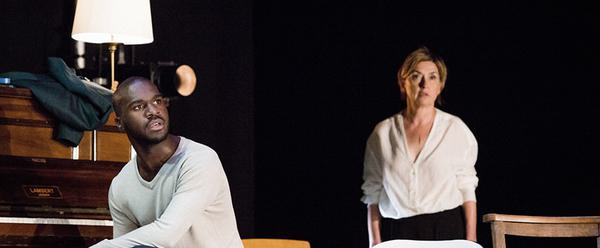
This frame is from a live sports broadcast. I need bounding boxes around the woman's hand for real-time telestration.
[370,240,381,247]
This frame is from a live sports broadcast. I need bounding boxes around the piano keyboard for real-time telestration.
[0,216,113,226]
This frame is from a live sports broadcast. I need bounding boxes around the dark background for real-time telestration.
[1,1,599,247]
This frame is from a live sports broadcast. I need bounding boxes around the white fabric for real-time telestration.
[373,239,483,248]
[91,137,242,248]
[361,109,478,219]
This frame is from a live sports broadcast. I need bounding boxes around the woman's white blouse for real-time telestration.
[361,109,478,219]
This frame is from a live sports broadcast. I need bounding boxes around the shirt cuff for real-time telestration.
[461,188,477,202]
[361,194,379,205]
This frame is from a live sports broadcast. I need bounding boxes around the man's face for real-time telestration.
[117,80,170,145]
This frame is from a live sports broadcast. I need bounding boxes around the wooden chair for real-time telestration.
[483,213,600,248]
[242,238,310,248]
[373,239,482,248]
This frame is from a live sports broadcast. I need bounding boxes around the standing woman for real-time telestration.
[361,47,478,247]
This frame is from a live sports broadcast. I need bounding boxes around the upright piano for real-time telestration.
[0,86,131,247]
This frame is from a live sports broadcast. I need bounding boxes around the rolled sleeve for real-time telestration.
[361,143,383,205]
[457,136,479,202]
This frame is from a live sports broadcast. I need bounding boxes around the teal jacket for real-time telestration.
[0,57,113,146]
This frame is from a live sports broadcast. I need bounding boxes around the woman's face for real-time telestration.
[401,61,442,107]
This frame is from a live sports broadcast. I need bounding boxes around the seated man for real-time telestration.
[92,77,242,248]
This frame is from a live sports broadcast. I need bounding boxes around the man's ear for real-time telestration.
[115,116,123,129]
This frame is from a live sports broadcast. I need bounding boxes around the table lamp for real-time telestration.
[71,0,154,91]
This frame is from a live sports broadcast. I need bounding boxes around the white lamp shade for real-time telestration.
[72,0,153,44]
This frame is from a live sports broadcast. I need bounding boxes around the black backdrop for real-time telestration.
[2,1,600,248]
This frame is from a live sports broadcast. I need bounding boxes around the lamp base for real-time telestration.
[108,43,119,92]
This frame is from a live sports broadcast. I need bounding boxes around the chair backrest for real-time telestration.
[373,239,483,248]
[242,238,310,248]
[483,213,600,248]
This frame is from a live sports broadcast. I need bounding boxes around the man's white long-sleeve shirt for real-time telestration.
[92,137,242,248]
[361,109,478,219]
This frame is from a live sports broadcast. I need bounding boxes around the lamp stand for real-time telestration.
[108,43,119,92]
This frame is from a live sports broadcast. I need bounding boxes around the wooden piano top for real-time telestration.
[0,86,121,130]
